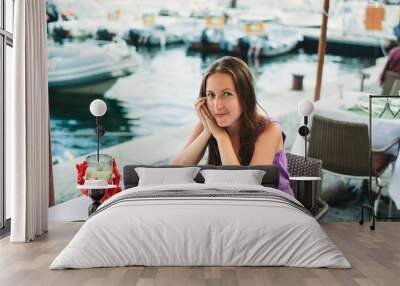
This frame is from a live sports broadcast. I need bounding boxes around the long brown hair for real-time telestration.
[199,56,266,165]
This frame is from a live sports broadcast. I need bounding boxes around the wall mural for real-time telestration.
[47,0,399,222]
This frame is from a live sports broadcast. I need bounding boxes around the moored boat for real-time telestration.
[123,15,192,47]
[48,41,140,95]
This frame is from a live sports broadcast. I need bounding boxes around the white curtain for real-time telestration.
[7,0,49,242]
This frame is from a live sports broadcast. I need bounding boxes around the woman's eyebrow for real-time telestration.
[206,88,234,93]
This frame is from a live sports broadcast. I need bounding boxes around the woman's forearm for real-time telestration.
[217,134,240,165]
[170,131,211,165]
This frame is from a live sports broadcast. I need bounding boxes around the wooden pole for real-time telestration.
[314,0,330,102]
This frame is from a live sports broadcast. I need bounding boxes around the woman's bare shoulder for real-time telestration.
[255,120,283,149]
[250,119,283,164]
[260,119,282,136]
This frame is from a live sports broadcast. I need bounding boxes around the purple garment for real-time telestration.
[251,117,294,197]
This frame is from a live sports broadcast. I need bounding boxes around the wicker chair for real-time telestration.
[308,114,399,228]
[286,152,328,220]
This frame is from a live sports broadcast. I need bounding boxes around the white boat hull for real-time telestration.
[49,78,118,95]
[48,41,140,95]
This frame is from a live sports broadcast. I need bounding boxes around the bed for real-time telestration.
[50,165,350,269]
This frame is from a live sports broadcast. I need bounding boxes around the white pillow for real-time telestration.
[135,167,201,186]
[200,169,266,185]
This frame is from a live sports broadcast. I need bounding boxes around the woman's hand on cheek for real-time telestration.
[200,105,227,141]
[195,97,211,135]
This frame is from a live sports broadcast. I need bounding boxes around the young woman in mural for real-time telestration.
[171,56,293,197]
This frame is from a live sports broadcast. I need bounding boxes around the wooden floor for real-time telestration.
[0,222,399,286]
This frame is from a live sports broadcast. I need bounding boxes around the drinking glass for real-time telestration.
[85,154,113,181]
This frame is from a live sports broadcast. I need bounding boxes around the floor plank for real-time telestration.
[0,222,399,286]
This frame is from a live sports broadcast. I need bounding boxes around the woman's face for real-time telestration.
[205,72,242,128]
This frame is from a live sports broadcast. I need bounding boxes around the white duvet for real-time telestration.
[50,183,351,269]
